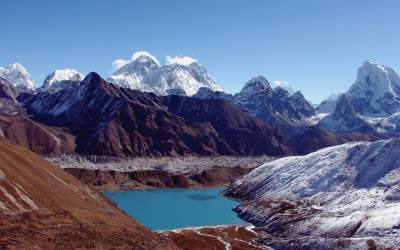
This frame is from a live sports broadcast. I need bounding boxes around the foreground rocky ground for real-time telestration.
[163,225,270,250]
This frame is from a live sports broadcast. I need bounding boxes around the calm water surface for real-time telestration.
[103,187,245,230]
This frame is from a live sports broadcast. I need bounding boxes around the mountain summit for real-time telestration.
[0,63,35,92]
[108,51,222,96]
[329,61,400,117]
[40,69,84,93]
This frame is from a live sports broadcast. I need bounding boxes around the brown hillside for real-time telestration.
[0,138,176,249]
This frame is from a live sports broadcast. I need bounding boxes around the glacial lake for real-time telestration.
[103,187,246,230]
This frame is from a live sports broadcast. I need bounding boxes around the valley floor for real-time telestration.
[47,155,275,191]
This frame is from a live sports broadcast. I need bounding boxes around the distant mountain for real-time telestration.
[109,51,222,96]
[40,69,84,93]
[318,61,400,117]
[20,72,290,157]
[225,138,400,248]
[0,63,35,92]
[163,95,290,156]
[314,61,400,135]
[231,76,315,126]
[317,92,342,113]
[193,87,233,101]
[0,137,172,248]
[318,94,375,132]
[347,61,400,117]
[109,51,160,90]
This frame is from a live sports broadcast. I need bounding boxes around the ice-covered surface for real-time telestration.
[47,155,275,174]
[318,94,374,132]
[317,92,342,113]
[361,112,400,135]
[226,138,400,245]
[40,69,84,93]
[0,63,35,91]
[108,51,222,96]
[347,61,400,117]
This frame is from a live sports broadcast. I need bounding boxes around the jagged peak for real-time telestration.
[291,90,305,98]
[0,62,35,90]
[241,76,271,91]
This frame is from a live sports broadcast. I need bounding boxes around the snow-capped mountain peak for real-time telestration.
[165,55,198,66]
[41,69,84,93]
[131,51,160,66]
[108,51,222,96]
[346,61,400,117]
[0,63,35,91]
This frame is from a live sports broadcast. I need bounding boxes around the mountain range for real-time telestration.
[1,54,399,249]
[108,51,222,96]
[0,56,393,157]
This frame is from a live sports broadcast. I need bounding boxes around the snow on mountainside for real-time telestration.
[314,61,400,134]
[109,51,160,90]
[108,51,222,96]
[225,138,400,247]
[0,63,35,91]
[320,61,400,117]
[318,94,375,132]
[317,92,342,113]
[347,61,400,117]
[40,69,84,93]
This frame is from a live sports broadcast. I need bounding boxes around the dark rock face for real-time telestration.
[20,72,291,157]
[290,91,316,117]
[287,125,381,155]
[231,76,316,126]
[163,95,290,156]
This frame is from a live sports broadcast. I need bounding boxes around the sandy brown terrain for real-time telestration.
[163,225,271,250]
[0,137,176,249]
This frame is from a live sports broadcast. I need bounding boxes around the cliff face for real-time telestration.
[0,138,176,249]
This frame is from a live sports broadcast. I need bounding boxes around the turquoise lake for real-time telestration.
[103,187,245,230]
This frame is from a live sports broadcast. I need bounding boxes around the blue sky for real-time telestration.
[1,0,399,103]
